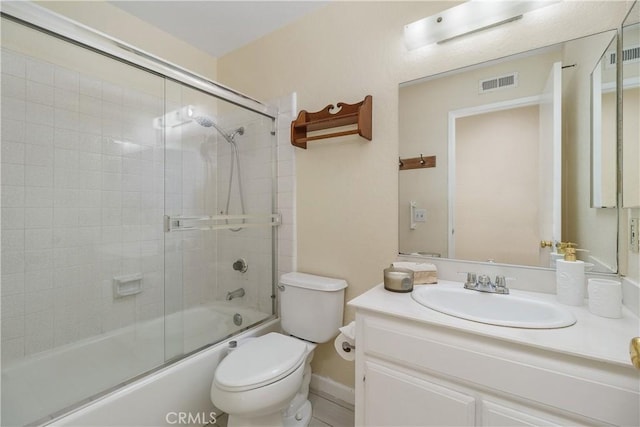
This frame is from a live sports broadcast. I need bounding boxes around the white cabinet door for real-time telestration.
[363,361,476,427]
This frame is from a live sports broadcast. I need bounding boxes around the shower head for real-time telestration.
[193,115,216,128]
[194,115,244,144]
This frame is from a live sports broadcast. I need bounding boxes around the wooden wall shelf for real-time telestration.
[291,95,372,149]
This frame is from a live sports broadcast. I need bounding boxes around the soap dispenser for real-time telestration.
[555,245,585,306]
[548,241,568,268]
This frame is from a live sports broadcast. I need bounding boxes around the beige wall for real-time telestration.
[218,1,631,387]
[622,87,640,283]
[623,88,640,207]
[622,21,640,210]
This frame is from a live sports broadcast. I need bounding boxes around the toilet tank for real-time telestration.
[279,272,347,343]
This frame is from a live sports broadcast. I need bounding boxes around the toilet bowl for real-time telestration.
[210,273,347,427]
[210,333,313,426]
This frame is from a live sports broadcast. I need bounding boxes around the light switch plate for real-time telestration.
[631,218,639,253]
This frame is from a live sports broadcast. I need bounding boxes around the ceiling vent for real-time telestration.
[606,45,640,68]
[479,72,519,94]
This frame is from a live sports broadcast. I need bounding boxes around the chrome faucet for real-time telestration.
[462,273,510,294]
[226,287,245,301]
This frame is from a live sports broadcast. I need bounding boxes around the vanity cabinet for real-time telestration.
[354,310,640,427]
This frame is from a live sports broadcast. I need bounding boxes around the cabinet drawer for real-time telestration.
[361,314,639,426]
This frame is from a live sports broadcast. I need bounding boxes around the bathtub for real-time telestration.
[1,301,277,427]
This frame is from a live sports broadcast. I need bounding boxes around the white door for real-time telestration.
[454,105,542,266]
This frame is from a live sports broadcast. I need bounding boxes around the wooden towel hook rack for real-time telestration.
[399,154,436,171]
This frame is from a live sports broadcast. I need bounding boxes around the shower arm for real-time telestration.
[193,115,238,145]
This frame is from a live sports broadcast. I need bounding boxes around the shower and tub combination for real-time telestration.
[1,3,284,426]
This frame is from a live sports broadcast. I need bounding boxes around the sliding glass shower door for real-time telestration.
[162,80,277,359]
[1,15,168,426]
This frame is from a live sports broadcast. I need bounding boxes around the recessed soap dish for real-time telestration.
[113,273,143,298]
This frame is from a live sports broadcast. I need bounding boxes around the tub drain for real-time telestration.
[233,313,243,326]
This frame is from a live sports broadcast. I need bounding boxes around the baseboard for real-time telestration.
[309,374,355,408]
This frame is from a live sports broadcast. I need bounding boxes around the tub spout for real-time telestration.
[226,288,245,301]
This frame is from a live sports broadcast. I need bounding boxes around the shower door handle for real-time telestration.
[164,215,198,232]
[163,215,207,232]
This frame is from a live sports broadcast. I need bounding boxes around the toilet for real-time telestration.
[210,272,348,427]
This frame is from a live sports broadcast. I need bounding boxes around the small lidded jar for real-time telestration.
[383,267,414,293]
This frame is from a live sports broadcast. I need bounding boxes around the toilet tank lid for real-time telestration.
[280,272,347,291]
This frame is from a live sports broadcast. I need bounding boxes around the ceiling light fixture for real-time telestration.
[404,0,560,50]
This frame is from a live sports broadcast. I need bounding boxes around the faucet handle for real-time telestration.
[458,271,477,288]
[458,271,477,281]
[494,275,512,294]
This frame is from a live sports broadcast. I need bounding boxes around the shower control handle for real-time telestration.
[233,258,248,273]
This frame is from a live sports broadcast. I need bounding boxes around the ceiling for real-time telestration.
[109,1,328,58]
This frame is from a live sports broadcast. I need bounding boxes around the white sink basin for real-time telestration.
[411,285,576,329]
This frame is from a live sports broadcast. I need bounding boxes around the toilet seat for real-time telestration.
[214,333,308,392]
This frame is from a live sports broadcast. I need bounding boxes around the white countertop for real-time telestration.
[348,281,640,368]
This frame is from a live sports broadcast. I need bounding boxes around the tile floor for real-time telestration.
[211,391,355,427]
[309,391,355,427]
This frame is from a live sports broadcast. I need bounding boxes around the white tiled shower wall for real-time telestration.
[1,45,297,364]
[211,110,267,312]
[212,92,297,315]
[0,48,167,363]
[276,93,297,280]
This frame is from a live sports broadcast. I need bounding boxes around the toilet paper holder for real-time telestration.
[341,341,355,352]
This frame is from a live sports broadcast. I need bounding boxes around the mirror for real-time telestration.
[591,37,618,208]
[399,31,618,274]
[623,1,640,208]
